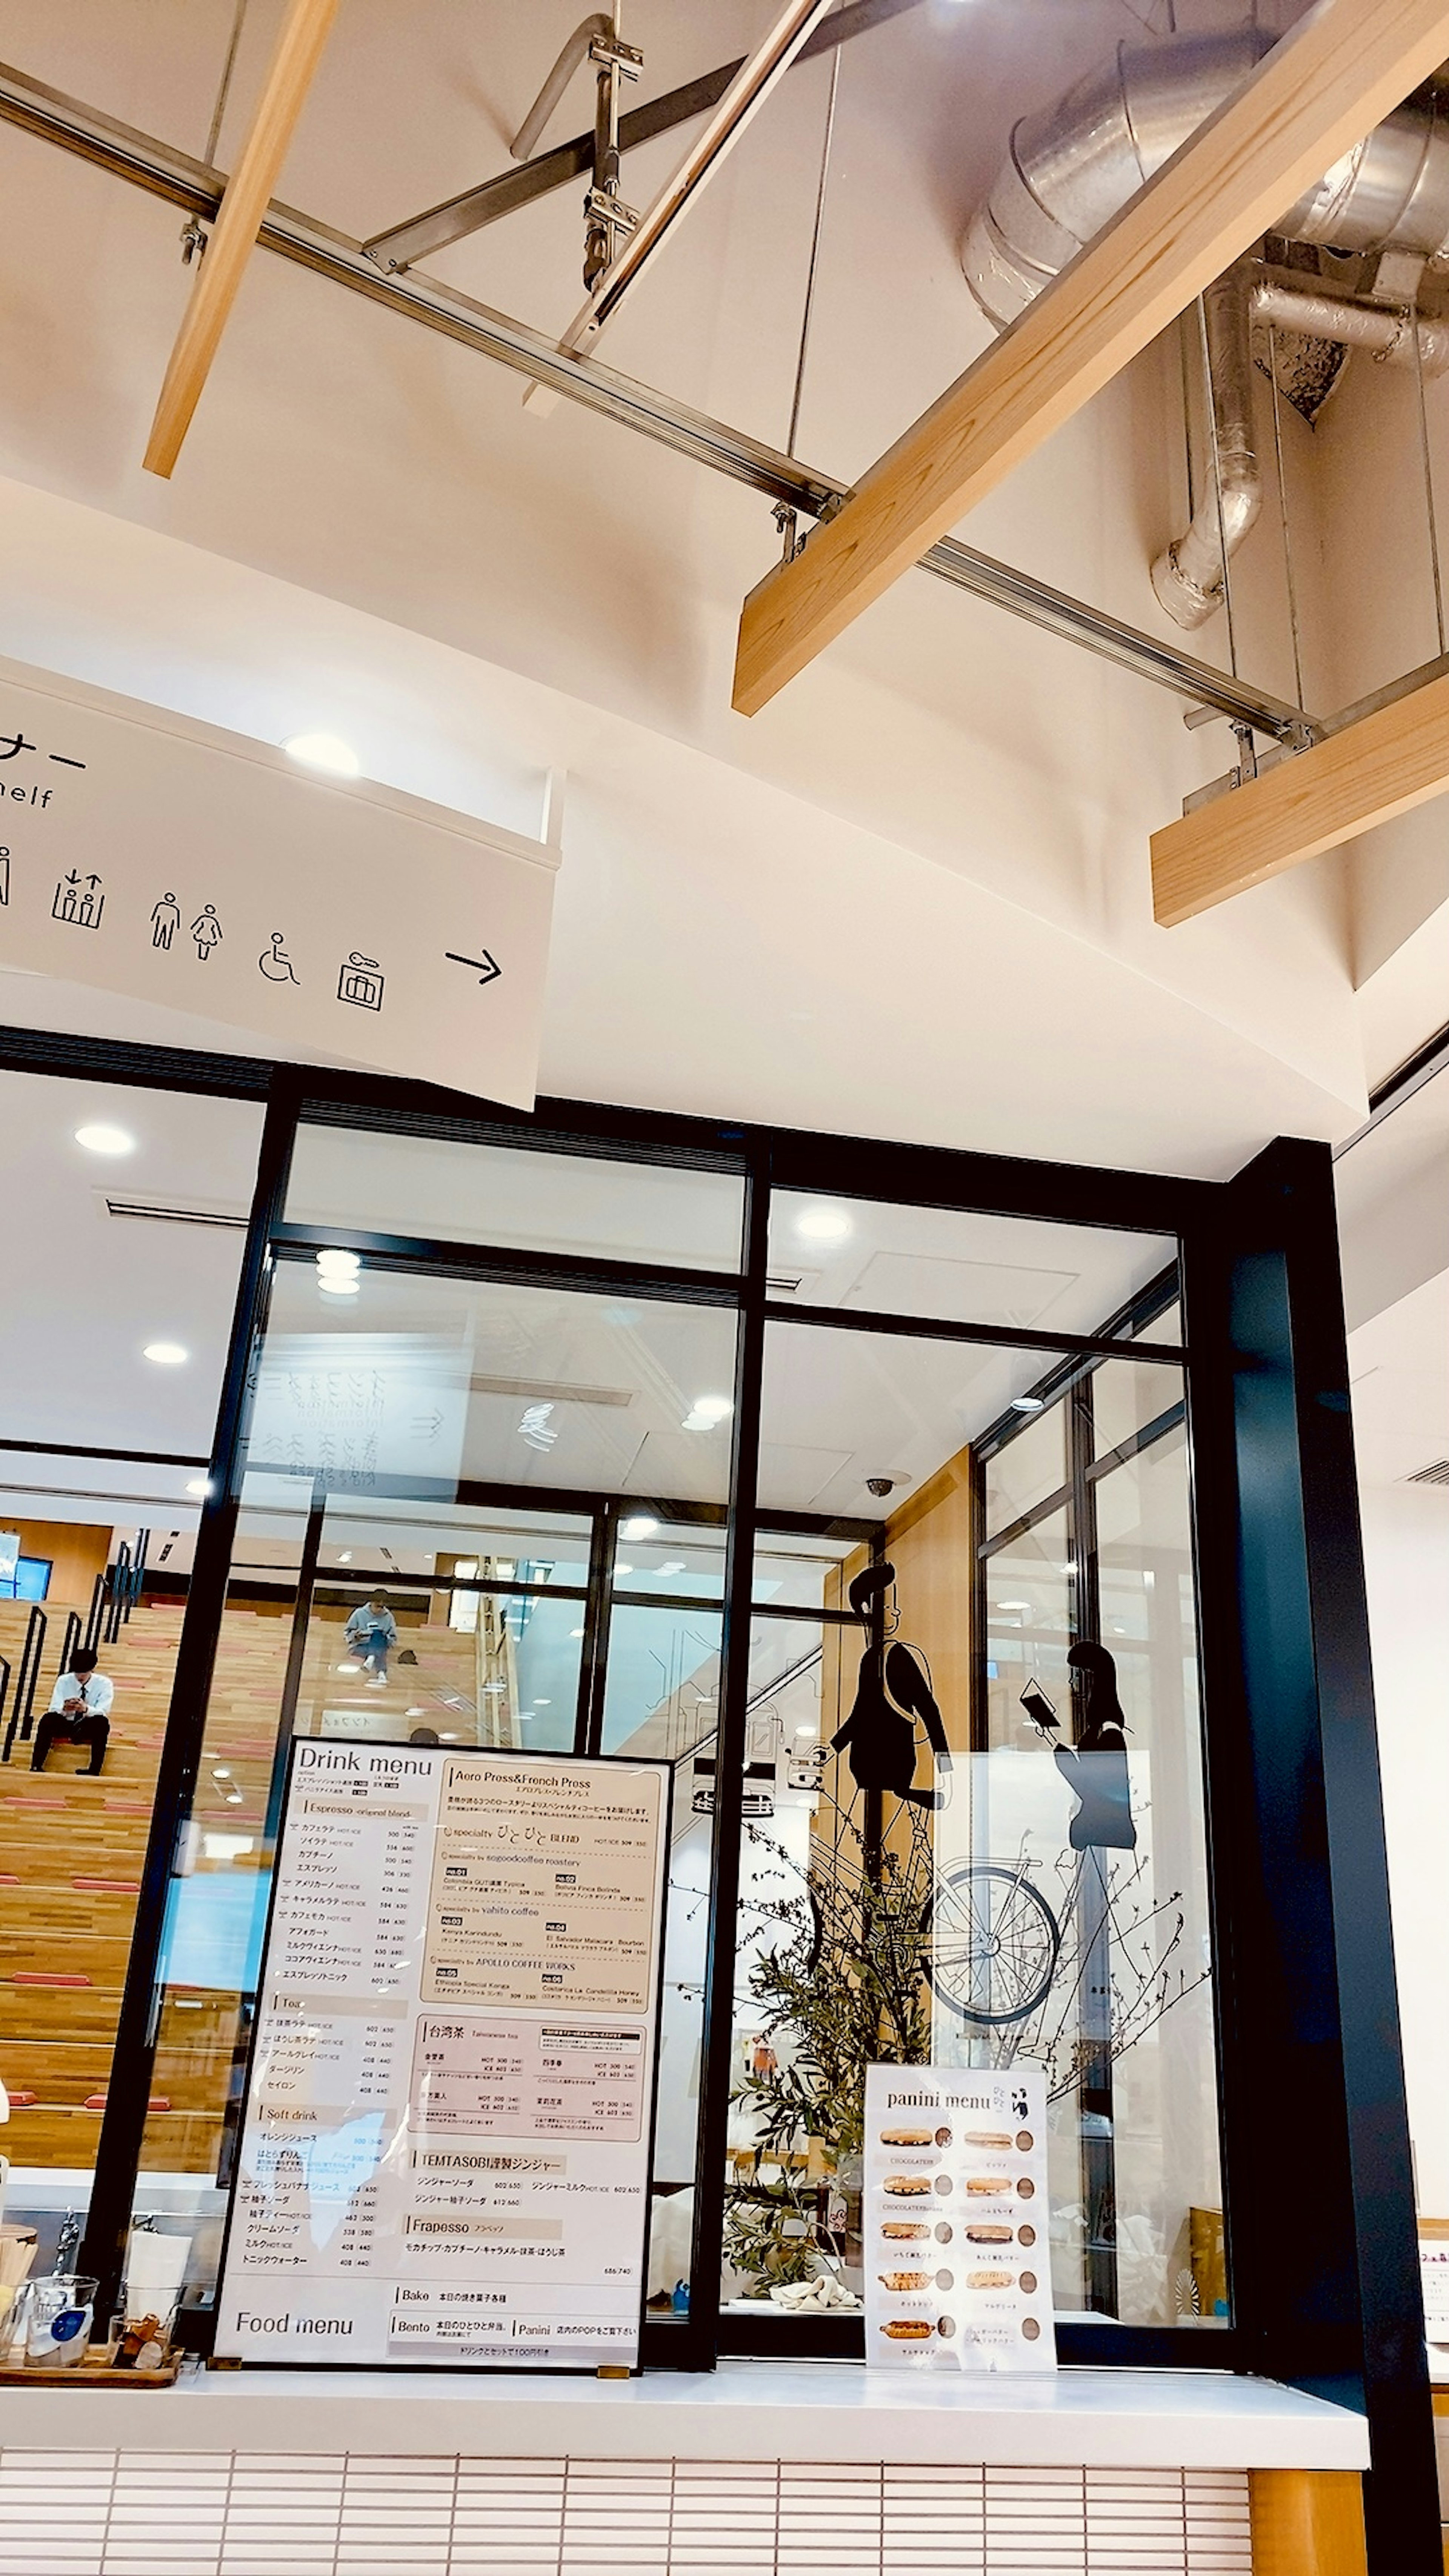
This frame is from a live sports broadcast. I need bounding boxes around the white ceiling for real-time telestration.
[0,1065,260,1509]
[1349,1268,1449,1492]
[0,0,1396,1176]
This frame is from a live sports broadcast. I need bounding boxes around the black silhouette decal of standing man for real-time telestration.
[830,1561,952,1807]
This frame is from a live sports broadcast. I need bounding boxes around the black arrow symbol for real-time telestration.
[445,949,501,986]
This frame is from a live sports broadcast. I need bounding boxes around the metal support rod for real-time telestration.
[786,42,841,459]
[511,13,611,163]
[363,0,927,273]
[549,0,836,369]
[0,55,1314,742]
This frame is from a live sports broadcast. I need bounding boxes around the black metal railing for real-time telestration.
[2,1604,46,1763]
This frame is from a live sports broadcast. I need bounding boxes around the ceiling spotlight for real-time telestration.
[185,1479,210,1499]
[622,1515,659,1542]
[316,1247,360,1276]
[795,1204,852,1243]
[1011,1395,1047,1413]
[614,1563,634,1579]
[75,1123,135,1157]
[283,731,360,778]
[682,1393,733,1431]
[570,1627,585,1639]
[144,1341,188,1366]
[338,1551,352,1564]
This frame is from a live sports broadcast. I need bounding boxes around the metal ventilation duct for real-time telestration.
[962,32,1449,628]
[963,31,1449,328]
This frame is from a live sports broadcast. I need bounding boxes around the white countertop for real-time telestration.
[0,2361,1369,2470]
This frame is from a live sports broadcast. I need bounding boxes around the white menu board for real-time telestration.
[214,1741,669,2369]
[863,2063,1055,2372]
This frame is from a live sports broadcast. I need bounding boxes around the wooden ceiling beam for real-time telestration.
[1151,669,1449,925]
[144,0,339,478]
[732,0,1449,717]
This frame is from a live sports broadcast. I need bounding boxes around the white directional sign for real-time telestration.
[0,654,560,1108]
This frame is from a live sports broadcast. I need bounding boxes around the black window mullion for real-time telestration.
[686,1149,770,2368]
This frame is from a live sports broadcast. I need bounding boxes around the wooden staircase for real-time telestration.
[0,1598,487,2179]
[0,1600,267,2175]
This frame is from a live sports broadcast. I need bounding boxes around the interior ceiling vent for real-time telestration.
[100,1191,249,1231]
[1406,1460,1449,1487]
[468,1374,633,1407]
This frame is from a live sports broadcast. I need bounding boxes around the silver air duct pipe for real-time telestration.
[1151,266,1261,630]
[963,31,1449,627]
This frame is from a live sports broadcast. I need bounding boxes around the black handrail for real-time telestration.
[84,1569,106,1656]
[105,1544,130,1648]
[58,1609,82,1681]
[128,1529,149,1621]
[0,1655,11,1761]
[2,1604,47,1761]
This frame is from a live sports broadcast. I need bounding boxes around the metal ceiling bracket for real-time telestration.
[0,54,1314,744]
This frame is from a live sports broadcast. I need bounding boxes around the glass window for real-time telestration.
[768,1191,1175,1341]
[1092,1355,1186,1461]
[259,1258,738,1506]
[614,1516,727,1602]
[287,1120,745,1272]
[984,1404,1067,1536]
[974,1381,1222,2330]
[0,1066,262,2266]
[602,1603,722,1759]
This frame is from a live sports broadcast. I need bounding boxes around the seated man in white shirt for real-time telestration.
[31,1647,114,1775]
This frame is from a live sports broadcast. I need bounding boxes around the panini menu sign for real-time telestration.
[214,1744,668,2369]
[863,2062,1055,2371]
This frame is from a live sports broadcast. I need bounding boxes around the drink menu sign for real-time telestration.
[214,1743,669,2369]
[863,2062,1055,2372]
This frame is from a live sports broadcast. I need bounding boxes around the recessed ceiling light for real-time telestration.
[622,1515,659,1541]
[682,1393,733,1430]
[996,1600,1032,1612]
[656,1560,686,1577]
[75,1122,135,1157]
[795,1204,852,1243]
[283,730,360,778]
[569,1627,585,1639]
[614,1563,634,1578]
[318,1276,360,1297]
[144,1341,188,1366]
[316,1247,360,1276]
[338,1551,352,1564]
[185,1478,210,1498]
[1011,1395,1046,1413]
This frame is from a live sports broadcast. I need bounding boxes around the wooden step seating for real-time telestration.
[0,1599,485,2178]
[0,1599,252,2178]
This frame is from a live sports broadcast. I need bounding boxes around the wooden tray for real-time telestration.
[0,2342,179,2387]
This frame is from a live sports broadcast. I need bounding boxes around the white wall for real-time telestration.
[1360,1481,1449,2215]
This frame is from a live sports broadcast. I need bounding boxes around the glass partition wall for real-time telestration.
[49,1071,1411,2422]
[75,1088,1235,2370]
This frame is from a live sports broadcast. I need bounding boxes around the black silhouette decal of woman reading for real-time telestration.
[1051,1640,1135,1851]
[830,1561,952,1807]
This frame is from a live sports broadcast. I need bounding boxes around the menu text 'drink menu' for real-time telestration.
[214,1745,669,2369]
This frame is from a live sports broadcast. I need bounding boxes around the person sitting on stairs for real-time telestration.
[31,1646,112,1776]
[345,1593,397,1688]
